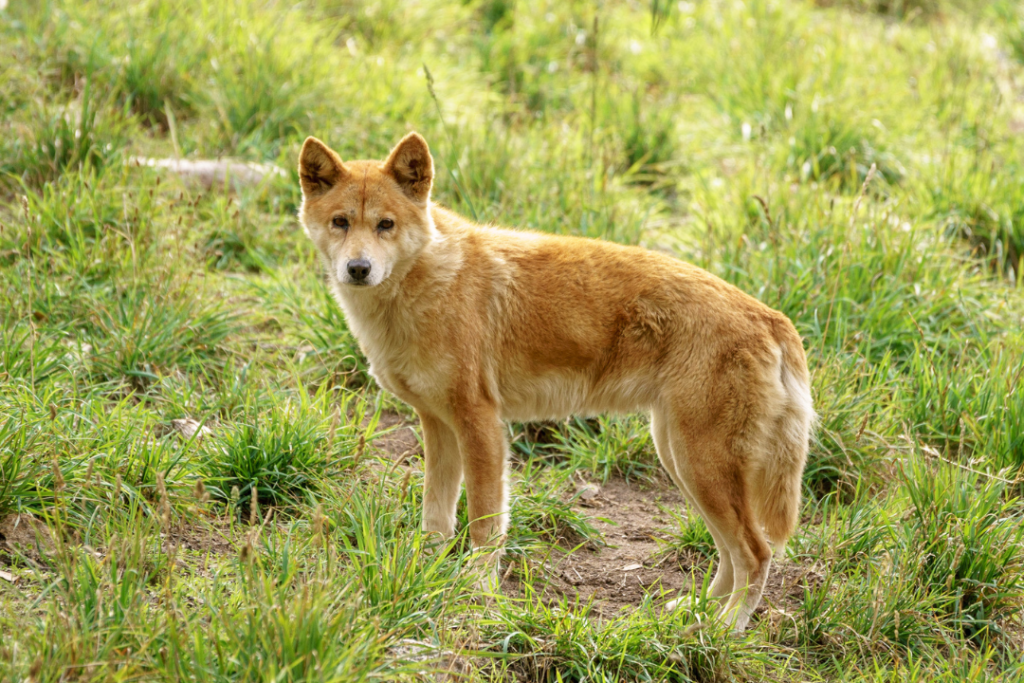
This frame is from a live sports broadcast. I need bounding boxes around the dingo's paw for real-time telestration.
[665,595,696,612]
[665,594,718,613]
[464,547,502,597]
[420,530,452,556]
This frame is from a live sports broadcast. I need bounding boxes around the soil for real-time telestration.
[510,477,695,616]
[370,411,813,623]
[371,410,423,463]
[166,519,236,557]
[0,513,55,566]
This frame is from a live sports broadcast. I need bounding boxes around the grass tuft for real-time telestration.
[202,390,365,516]
[555,415,659,484]
[0,81,131,187]
[901,458,1024,643]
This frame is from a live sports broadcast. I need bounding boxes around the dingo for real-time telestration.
[298,133,813,631]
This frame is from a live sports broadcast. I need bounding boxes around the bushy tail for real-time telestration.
[753,325,814,553]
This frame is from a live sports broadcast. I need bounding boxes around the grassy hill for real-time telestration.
[1,0,1023,680]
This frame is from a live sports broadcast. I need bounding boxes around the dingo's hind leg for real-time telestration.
[660,415,772,632]
[652,410,734,609]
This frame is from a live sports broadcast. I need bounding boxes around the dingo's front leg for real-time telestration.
[419,410,463,540]
[452,400,509,590]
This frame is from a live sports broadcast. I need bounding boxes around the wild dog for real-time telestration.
[297,132,813,631]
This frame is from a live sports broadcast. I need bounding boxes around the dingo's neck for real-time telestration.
[331,215,464,353]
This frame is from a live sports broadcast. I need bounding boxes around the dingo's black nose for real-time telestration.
[347,259,371,281]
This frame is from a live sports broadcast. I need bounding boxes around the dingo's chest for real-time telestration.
[345,308,453,410]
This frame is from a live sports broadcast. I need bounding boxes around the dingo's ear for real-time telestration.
[384,132,433,203]
[299,137,347,196]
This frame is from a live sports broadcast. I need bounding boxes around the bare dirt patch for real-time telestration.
[509,477,698,616]
[517,476,814,624]
[758,558,824,619]
[166,519,236,557]
[0,514,55,567]
[369,410,422,463]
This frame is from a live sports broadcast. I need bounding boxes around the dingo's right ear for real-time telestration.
[298,137,347,196]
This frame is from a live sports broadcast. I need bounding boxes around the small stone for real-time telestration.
[574,480,601,509]
[170,418,212,440]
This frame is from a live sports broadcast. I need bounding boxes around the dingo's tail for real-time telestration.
[753,324,814,553]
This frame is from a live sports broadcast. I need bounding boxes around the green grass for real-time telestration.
[2,0,1024,680]
[201,387,373,515]
[554,415,660,484]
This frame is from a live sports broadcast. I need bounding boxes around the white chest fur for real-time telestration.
[336,287,452,410]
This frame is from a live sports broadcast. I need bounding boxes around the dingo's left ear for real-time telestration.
[384,132,433,203]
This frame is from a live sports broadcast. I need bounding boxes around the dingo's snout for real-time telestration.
[347,258,372,283]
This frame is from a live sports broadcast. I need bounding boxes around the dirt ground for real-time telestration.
[515,477,694,615]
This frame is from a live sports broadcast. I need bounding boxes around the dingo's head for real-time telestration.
[298,133,435,289]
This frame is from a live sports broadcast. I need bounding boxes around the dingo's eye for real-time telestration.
[331,216,349,229]
[377,218,394,231]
